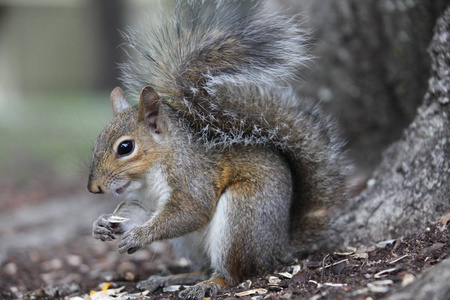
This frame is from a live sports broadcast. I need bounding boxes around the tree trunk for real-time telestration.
[334,5,449,247]
[329,6,450,300]
[385,257,450,300]
[272,0,448,173]
[269,1,450,297]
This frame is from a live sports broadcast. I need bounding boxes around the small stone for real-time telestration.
[4,262,17,275]
[124,272,136,281]
[60,273,82,284]
[67,255,82,267]
[118,261,136,273]
[42,258,63,270]
[41,272,56,284]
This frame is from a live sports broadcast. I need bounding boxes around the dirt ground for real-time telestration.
[1,199,448,300]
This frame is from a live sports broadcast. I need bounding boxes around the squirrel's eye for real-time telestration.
[117,140,135,157]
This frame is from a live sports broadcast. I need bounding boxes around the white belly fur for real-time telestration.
[171,190,231,276]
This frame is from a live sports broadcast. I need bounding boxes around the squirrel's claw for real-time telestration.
[178,281,219,300]
[117,225,151,254]
[136,275,167,293]
[93,214,116,241]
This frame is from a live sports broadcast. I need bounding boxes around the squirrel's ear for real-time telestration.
[110,87,130,117]
[138,86,163,134]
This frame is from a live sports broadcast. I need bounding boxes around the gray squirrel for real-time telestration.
[87,1,349,299]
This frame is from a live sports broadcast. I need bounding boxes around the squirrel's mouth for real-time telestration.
[115,181,131,195]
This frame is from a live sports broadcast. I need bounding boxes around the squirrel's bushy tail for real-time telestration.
[121,0,310,99]
[121,0,349,250]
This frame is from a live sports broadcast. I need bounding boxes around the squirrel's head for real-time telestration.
[87,86,168,195]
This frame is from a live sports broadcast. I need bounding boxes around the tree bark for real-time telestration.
[385,257,450,300]
[272,0,448,172]
[334,5,449,247]
[326,6,450,299]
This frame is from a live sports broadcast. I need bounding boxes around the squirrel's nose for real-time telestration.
[88,180,104,194]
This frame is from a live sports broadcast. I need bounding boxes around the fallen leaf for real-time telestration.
[100,283,111,291]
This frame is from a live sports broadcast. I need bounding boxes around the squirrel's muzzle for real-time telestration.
[88,183,104,194]
[87,175,104,194]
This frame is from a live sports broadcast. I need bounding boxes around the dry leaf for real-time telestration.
[100,283,111,291]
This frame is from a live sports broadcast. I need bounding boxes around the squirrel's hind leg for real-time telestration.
[136,270,209,293]
[178,276,230,300]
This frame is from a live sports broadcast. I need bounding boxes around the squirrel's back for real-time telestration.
[120,0,349,248]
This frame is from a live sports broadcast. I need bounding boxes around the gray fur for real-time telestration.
[120,0,349,247]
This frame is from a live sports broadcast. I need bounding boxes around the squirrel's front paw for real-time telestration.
[92,214,116,241]
[118,225,152,254]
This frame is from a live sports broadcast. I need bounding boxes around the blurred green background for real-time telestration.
[0,0,159,210]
